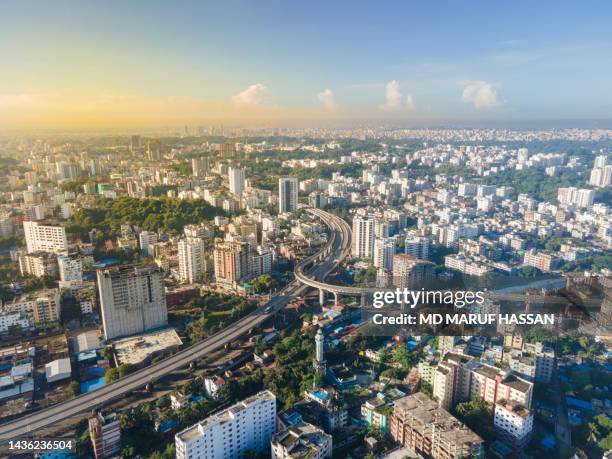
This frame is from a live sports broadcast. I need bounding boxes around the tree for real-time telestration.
[392,346,410,369]
[252,274,278,294]
[68,380,80,397]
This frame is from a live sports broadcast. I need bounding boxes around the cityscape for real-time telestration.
[1,2,612,459]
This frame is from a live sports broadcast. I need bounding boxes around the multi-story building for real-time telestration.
[213,240,250,289]
[392,254,435,289]
[23,221,68,254]
[139,231,158,257]
[523,249,561,273]
[0,311,32,334]
[89,412,121,459]
[250,246,273,277]
[404,236,430,260]
[557,187,595,208]
[271,421,332,459]
[433,353,475,410]
[175,390,276,459]
[352,215,375,259]
[588,155,612,187]
[192,157,209,177]
[228,166,246,196]
[493,402,534,449]
[470,364,533,408]
[522,342,555,383]
[361,397,392,435]
[178,237,206,284]
[4,289,61,324]
[57,254,83,282]
[390,393,484,459]
[373,237,395,271]
[19,251,59,278]
[97,265,168,340]
[278,177,298,213]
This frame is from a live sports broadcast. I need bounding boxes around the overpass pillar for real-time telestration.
[319,288,325,306]
[333,292,338,306]
[360,292,366,308]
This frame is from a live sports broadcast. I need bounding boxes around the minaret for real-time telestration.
[313,327,326,375]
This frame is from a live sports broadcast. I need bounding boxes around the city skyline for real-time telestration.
[2,1,612,130]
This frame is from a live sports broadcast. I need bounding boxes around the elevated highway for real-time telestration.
[0,208,347,442]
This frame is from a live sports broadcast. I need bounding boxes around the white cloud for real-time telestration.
[405,95,415,110]
[232,83,267,107]
[317,88,338,110]
[461,81,498,109]
[380,80,402,110]
[379,80,415,111]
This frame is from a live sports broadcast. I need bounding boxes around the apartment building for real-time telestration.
[470,364,533,409]
[271,421,332,459]
[97,265,168,340]
[89,412,121,459]
[390,393,484,459]
[392,254,435,289]
[175,390,276,459]
[23,220,68,254]
[493,402,534,449]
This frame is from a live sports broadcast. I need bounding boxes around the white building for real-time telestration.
[139,231,158,257]
[57,254,83,282]
[373,237,395,271]
[278,177,298,214]
[404,236,430,260]
[45,358,72,383]
[0,312,32,334]
[23,221,68,254]
[229,166,246,196]
[557,187,595,208]
[178,237,207,284]
[494,402,534,448]
[271,421,332,459]
[204,375,226,399]
[352,215,375,259]
[175,390,276,459]
[97,265,168,340]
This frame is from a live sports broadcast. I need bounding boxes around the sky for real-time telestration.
[1,1,612,130]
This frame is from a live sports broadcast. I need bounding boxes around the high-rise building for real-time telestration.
[278,177,298,213]
[130,135,141,151]
[373,237,395,271]
[390,393,484,459]
[57,254,83,282]
[404,236,430,260]
[192,157,208,177]
[433,353,475,410]
[139,231,158,257]
[19,252,59,278]
[219,142,236,158]
[23,221,68,254]
[557,187,595,208]
[178,237,206,284]
[89,412,121,459]
[213,240,250,289]
[588,156,612,187]
[392,254,435,289]
[228,166,246,196]
[351,215,375,259]
[97,265,168,340]
[175,390,276,459]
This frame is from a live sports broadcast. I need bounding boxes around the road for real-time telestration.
[0,208,350,442]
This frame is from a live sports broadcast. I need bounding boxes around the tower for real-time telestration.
[313,327,326,377]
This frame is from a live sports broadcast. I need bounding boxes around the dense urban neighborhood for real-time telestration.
[0,127,610,459]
